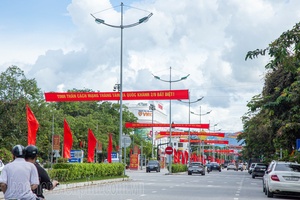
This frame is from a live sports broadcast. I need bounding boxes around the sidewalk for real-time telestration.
[0,177,130,199]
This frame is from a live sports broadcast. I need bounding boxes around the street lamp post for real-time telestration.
[149,103,156,158]
[190,107,212,163]
[92,3,152,163]
[152,66,189,174]
[213,123,218,162]
[50,112,54,168]
[178,96,203,166]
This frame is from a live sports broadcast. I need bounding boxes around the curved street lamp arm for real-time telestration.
[152,73,190,83]
[190,109,212,116]
[178,96,204,104]
[91,13,153,29]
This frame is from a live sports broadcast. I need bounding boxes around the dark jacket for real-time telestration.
[33,162,53,198]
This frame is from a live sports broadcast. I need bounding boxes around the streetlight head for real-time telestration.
[95,18,105,24]
[154,75,161,80]
[207,110,212,114]
[181,74,190,80]
[198,97,204,101]
[139,13,153,23]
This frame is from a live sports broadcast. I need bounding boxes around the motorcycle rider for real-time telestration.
[25,145,59,200]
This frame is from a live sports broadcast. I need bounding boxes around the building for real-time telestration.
[125,101,187,155]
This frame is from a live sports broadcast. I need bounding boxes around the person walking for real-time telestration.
[25,145,59,200]
[0,144,39,200]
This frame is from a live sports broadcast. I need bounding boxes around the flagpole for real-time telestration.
[51,113,54,168]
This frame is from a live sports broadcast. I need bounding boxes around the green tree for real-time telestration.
[242,22,300,162]
[0,66,46,150]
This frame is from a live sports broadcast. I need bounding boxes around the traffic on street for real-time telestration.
[46,168,300,200]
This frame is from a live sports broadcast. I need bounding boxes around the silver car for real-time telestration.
[188,162,205,175]
[227,163,236,170]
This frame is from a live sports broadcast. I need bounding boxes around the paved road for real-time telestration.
[1,168,300,199]
[44,168,300,200]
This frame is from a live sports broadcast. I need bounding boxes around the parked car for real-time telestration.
[249,163,265,174]
[227,163,236,170]
[252,164,267,179]
[238,163,244,171]
[188,162,205,176]
[207,162,221,172]
[264,160,300,198]
[146,160,160,173]
[248,163,256,174]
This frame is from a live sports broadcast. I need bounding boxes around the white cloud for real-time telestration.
[1,0,300,133]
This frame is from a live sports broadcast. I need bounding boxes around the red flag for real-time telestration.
[63,119,73,158]
[181,151,185,164]
[107,133,113,163]
[87,129,97,163]
[26,105,39,145]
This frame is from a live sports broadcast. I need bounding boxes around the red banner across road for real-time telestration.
[44,89,189,102]
[158,131,224,137]
[204,149,234,153]
[125,122,210,129]
[179,139,229,144]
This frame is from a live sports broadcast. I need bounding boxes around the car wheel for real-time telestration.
[263,184,265,193]
[188,172,192,175]
[202,172,205,176]
[252,174,255,179]
[266,186,273,198]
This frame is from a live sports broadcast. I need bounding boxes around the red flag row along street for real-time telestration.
[26,107,111,163]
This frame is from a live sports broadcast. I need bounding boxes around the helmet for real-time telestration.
[12,145,25,158]
[25,145,38,159]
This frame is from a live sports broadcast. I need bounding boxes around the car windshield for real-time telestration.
[191,163,201,166]
[275,163,300,172]
[148,161,158,165]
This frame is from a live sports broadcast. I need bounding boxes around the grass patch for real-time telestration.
[59,175,129,184]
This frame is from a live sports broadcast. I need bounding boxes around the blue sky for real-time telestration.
[1,0,300,133]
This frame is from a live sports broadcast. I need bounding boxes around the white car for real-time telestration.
[264,160,300,198]
[227,163,237,170]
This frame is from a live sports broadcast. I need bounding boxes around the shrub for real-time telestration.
[49,163,125,182]
[171,164,187,173]
[0,148,13,163]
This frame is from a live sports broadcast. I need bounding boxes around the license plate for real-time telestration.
[284,176,299,181]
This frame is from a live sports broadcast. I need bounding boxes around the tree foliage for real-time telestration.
[0,66,149,163]
[241,22,300,162]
